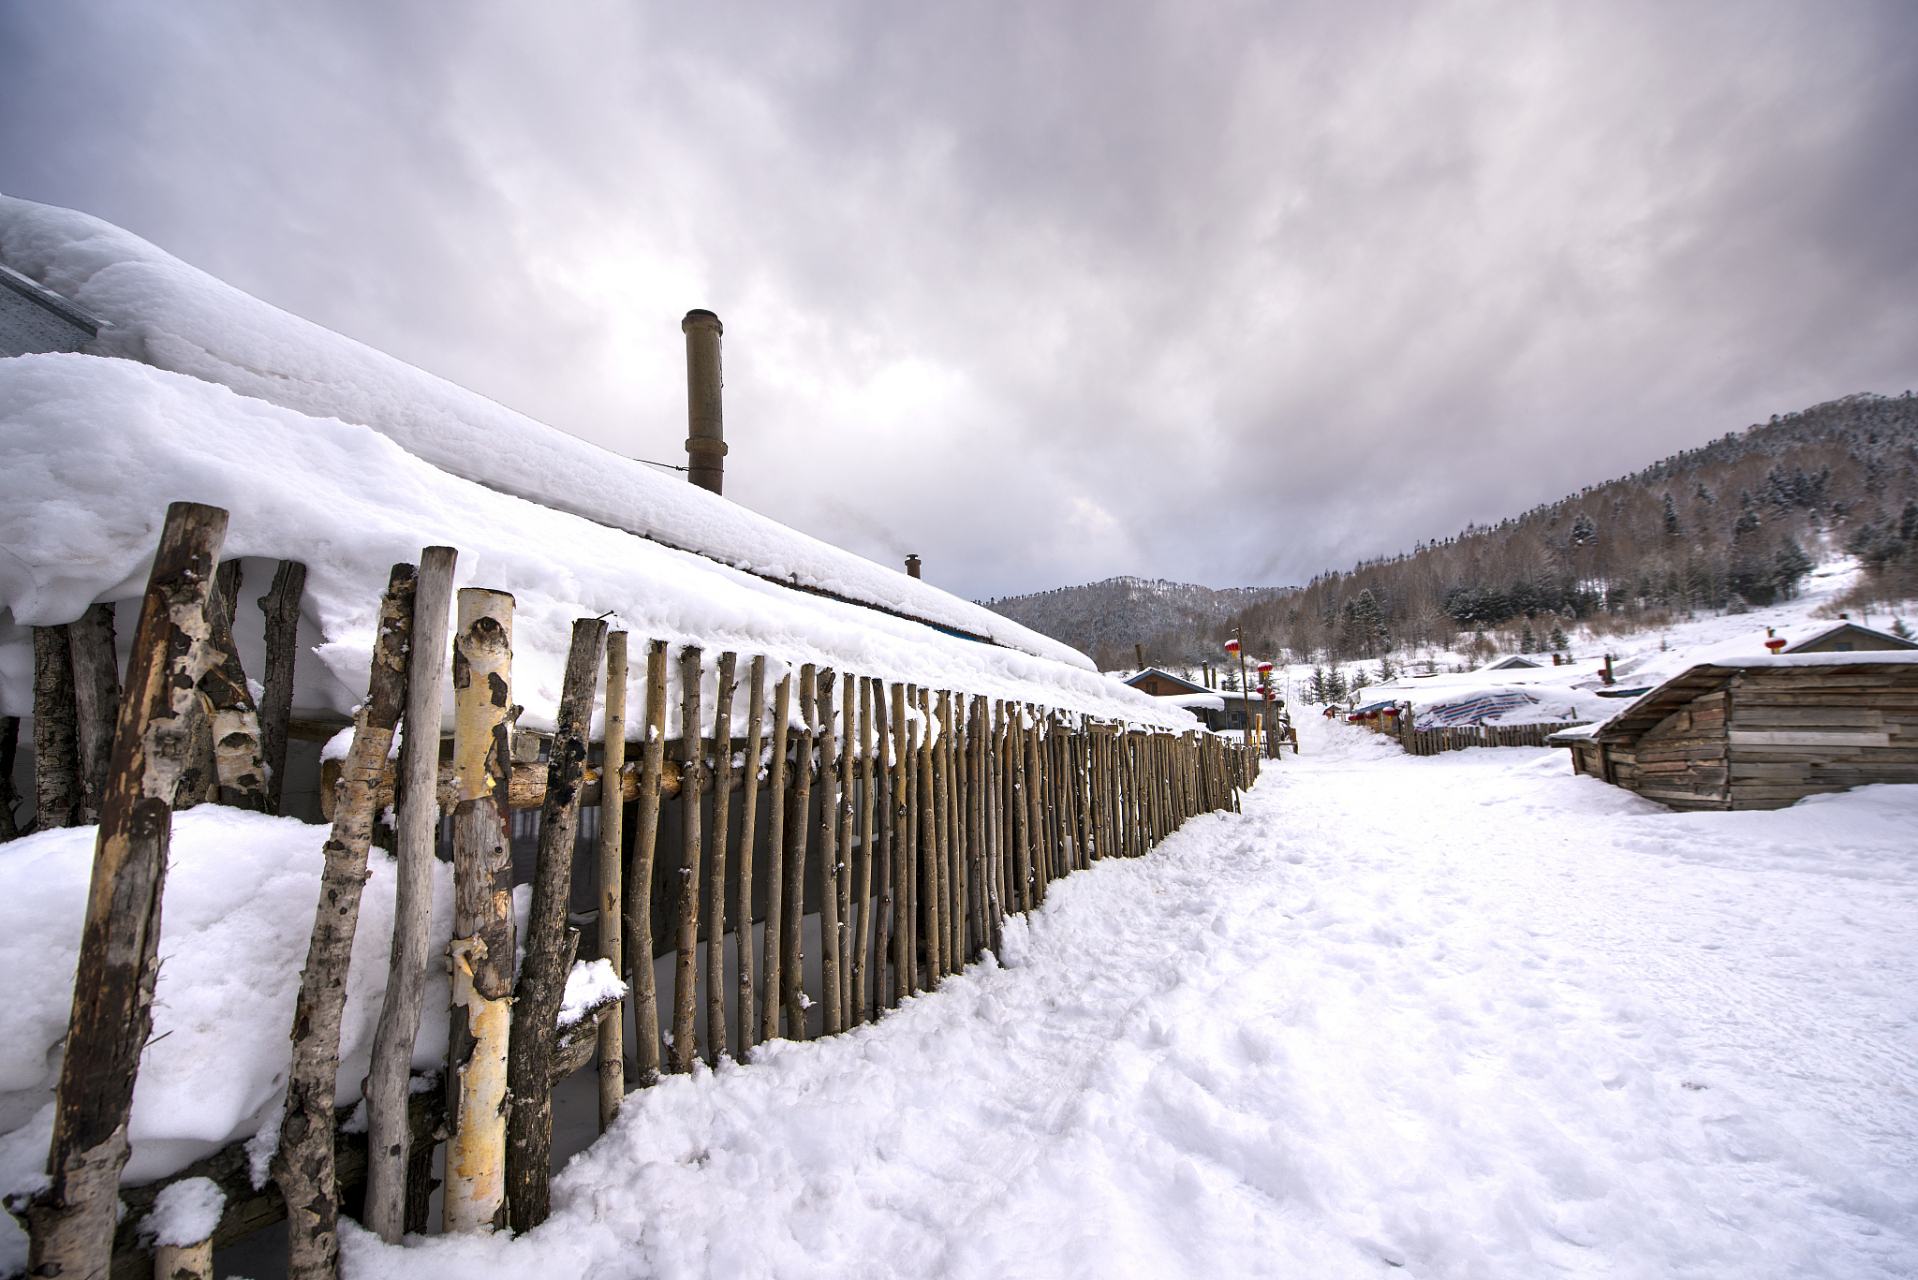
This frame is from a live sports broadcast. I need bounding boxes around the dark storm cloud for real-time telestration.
[4,0,1915,600]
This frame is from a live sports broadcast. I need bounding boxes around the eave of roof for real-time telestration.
[1592,653,1918,744]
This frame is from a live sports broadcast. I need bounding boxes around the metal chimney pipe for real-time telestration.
[904,554,921,579]
[682,309,726,495]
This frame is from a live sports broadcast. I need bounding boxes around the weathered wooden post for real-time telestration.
[625,641,668,1087]
[759,671,791,1043]
[276,563,415,1280]
[837,673,856,1018]
[199,561,270,811]
[782,666,815,1037]
[68,603,120,821]
[31,623,83,831]
[734,656,765,1056]
[850,677,875,1025]
[27,502,227,1280]
[671,647,705,1072]
[364,547,456,1242]
[443,588,517,1234]
[706,652,738,1064]
[889,683,910,1000]
[815,671,844,1035]
[0,717,20,842]
[594,631,628,1131]
[506,616,606,1230]
[257,561,308,816]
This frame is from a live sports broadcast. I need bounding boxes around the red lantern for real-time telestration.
[1256,661,1274,674]
[1224,638,1241,654]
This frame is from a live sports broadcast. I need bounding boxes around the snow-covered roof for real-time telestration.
[0,193,1197,733]
[1588,652,1918,743]
[1782,620,1917,653]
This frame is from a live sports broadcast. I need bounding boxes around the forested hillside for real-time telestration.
[985,392,1918,670]
[978,577,1286,671]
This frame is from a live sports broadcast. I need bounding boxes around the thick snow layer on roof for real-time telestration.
[0,193,1085,671]
[0,354,1191,733]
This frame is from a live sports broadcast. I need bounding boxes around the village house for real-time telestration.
[1556,653,1918,810]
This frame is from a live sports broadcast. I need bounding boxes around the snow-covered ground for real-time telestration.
[329,714,1918,1280]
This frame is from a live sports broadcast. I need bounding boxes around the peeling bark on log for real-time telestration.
[200,561,269,811]
[363,547,455,1244]
[624,641,668,1089]
[28,501,229,1280]
[596,632,628,1132]
[506,616,605,1231]
[734,656,765,1057]
[257,561,307,816]
[443,588,517,1235]
[32,623,84,831]
[275,562,414,1280]
[69,603,121,822]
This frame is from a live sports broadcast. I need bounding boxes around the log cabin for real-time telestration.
[1557,653,1918,810]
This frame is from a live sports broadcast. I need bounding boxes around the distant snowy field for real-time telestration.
[334,713,1918,1280]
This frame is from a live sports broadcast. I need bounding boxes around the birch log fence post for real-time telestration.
[257,560,307,816]
[671,646,704,1072]
[759,671,791,1043]
[917,689,939,981]
[25,501,228,1280]
[889,683,909,1000]
[200,559,270,811]
[872,682,893,1011]
[706,652,737,1065]
[904,712,922,992]
[734,656,765,1057]
[594,630,628,1131]
[31,623,83,831]
[782,665,815,1038]
[68,603,120,822]
[850,677,875,1026]
[363,546,455,1243]
[443,588,517,1234]
[506,616,606,1231]
[275,562,415,1280]
[837,673,856,1019]
[814,670,843,1036]
[625,640,668,1088]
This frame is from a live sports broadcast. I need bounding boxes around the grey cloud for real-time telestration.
[3,0,1914,602]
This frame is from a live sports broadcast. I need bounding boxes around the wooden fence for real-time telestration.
[1396,718,1591,755]
[11,504,1260,1279]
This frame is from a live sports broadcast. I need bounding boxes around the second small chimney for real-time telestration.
[682,309,726,495]
[905,554,921,579]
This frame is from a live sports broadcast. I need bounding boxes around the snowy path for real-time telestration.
[345,727,1918,1280]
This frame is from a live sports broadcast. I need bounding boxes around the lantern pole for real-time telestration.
[1227,628,1255,752]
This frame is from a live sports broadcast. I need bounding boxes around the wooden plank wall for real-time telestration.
[1725,665,1918,809]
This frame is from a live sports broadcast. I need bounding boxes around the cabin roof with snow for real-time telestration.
[0,261,101,357]
[0,193,1197,736]
[1782,621,1917,654]
[1125,668,1210,697]
[1482,655,1542,670]
[1566,652,1918,810]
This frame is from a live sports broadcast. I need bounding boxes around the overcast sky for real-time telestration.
[4,0,1915,600]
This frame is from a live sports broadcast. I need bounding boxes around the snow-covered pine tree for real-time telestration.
[1549,624,1569,651]
[1520,623,1537,653]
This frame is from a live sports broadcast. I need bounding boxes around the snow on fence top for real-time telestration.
[0,193,1194,733]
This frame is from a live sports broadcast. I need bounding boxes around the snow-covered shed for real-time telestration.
[1562,654,1918,810]
[1781,620,1917,654]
